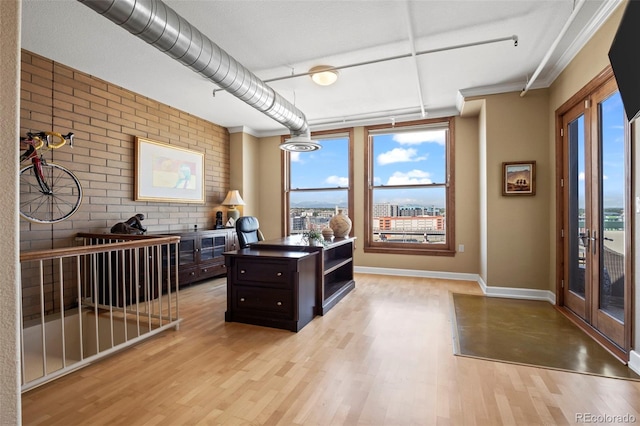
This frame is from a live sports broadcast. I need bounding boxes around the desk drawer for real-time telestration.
[234,260,290,286]
[233,287,292,317]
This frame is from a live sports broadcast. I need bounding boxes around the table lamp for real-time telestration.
[222,190,245,222]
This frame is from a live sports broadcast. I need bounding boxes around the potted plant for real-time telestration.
[302,229,326,246]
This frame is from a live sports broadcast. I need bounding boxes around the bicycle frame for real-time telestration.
[20,138,51,194]
[19,130,82,224]
[20,132,74,194]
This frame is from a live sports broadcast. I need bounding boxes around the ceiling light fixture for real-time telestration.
[309,65,339,86]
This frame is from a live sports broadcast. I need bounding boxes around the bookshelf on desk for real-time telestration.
[250,236,356,316]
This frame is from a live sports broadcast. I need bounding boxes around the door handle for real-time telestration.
[580,229,590,248]
[582,229,598,254]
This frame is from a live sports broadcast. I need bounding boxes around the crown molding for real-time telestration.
[536,0,623,88]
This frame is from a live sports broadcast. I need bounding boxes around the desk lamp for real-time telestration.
[222,190,245,222]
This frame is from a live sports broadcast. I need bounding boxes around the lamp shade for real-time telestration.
[222,190,245,207]
[222,190,245,222]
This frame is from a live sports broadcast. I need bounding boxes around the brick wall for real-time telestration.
[20,50,231,252]
[19,50,231,320]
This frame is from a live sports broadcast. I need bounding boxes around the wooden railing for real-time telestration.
[19,233,182,392]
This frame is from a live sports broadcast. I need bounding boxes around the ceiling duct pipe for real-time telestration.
[77,0,319,151]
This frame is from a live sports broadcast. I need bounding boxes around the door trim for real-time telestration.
[555,65,632,361]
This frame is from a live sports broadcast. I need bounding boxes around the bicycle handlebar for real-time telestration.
[20,131,74,150]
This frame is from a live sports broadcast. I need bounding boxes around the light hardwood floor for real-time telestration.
[22,274,640,425]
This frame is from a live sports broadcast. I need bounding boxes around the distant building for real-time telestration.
[374,215,445,231]
[373,203,399,218]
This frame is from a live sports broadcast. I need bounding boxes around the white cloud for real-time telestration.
[325,175,349,186]
[377,147,427,165]
[393,130,446,145]
[290,152,302,163]
[386,170,432,185]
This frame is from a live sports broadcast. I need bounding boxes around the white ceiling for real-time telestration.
[20,0,621,137]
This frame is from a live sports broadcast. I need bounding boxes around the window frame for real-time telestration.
[364,118,455,256]
[282,128,354,236]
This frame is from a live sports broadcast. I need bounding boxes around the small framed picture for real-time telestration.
[502,161,536,196]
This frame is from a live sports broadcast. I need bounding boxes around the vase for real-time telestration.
[321,226,334,241]
[329,210,352,238]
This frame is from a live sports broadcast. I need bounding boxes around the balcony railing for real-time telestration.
[20,233,181,392]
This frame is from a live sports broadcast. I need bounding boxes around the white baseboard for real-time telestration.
[629,350,640,375]
[354,266,556,304]
[483,284,556,304]
[354,266,480,283]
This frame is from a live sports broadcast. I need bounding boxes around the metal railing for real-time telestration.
[19,233,181,392]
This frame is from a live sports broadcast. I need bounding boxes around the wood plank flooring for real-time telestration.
[21,274,640,425]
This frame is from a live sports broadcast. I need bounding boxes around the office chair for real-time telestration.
[235,216,265,249]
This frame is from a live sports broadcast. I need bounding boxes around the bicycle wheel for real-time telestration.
[20,163,83,224]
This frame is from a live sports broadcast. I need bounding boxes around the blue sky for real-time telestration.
[577,91,626,210]
[601,91,626,209]
[290,129,447,207]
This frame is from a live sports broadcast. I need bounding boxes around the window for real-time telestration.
[284,129,353,235]
[364,118,455,255]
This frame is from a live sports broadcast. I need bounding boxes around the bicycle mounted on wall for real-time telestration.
[19,131,82,224]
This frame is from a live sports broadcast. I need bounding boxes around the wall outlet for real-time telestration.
[458,244,465,252]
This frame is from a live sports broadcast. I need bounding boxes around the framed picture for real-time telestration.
[502,161,536,196]
[135,137,205,203]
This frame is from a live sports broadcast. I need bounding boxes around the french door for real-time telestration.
[560,74,630,352]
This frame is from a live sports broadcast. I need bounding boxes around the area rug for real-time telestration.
[451,293,640,380]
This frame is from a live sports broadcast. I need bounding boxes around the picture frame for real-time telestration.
[502,161,536,196]
[135,137,205,203]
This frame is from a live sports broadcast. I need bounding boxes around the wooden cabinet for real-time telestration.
[224,250,318,332]
[317,238,356,315]
[166,228,237,286]
[251,236,356,316]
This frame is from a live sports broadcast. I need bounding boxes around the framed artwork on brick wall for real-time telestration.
[135,137,205,203]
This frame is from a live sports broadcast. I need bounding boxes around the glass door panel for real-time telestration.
[568,114,586,300]
[564,102,589,320]
[595,90,626,344]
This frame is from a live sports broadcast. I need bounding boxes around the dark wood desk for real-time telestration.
[252,236,356,315]
[224,248,318,332]
[224,236,356,331]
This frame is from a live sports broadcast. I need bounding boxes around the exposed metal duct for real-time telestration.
[77,0,316,151]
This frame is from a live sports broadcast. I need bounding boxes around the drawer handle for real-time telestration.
[240,269,246,274]
[190,272,196,276]
[276,301,282,306]
[203,268,208,272]
[276,272,282,277]
[240,297,245,302]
